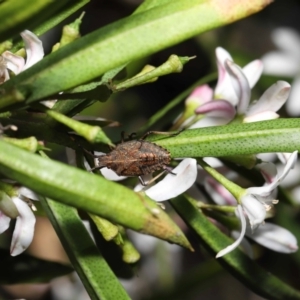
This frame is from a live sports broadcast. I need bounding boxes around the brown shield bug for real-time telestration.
[94,131,179,185]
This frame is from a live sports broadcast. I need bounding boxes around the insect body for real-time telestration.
[95,131,177,185]
[97,139,171,177]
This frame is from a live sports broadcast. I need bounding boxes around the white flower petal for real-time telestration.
[275,151,298,183]
[248,223,298,253]
[225,60,251,114]
[216,205,246,258]
[18,187,39,201]
[247,152,298,196]
[286,76,300,116]
[10,197,36,256]
[20,30,44,70]
[0,211,11,234]
[145,158,197,202]
[100,168,127,181]
[241,195,266,230]
[214,48,238,105]
[1,51,25,74]
[243,111,279,123]
[262,52,299,77]
[195,99,236,120]
[189,116,230,128]
[277,152,293,164]
[242,59,263,88]
[271,27,300,57]
[276,160,300,188]
[246,81,290,116]
[256,152,277,162]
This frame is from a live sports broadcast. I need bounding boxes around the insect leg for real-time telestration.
[163,165,176,175]
[121,131,137,142]
[140,129,183,140]
[139,170,167,186]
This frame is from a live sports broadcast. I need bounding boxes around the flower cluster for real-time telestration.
[178,47,290,129]
[0,183,39,256]
[210,151,299,258]
[0,31,44,256]
[0,30,44,84]
[178,47,298,258]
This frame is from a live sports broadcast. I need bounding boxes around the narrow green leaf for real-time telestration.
[171,196,300,300]
[0,0,77,42]
[1,0,271,107]
[40,196,130,300]
[0,140,192,250]
[154,119,300,157]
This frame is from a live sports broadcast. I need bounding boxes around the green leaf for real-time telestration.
[0,0,84,43]
[0,249,73,284]
[171,196,300,300]
[1,0,271,108]
[0,140,192,250]
[153,119,300,157]
[40,196,131,300]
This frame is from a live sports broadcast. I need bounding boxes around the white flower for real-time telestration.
[0,30,44,84]
[247,223,298,253]
[0,185,38,256]
[192,47,287,127]
[211,151,298,257]
[261,27,300,116]
[187,46,290,127]
[140,158,198,202]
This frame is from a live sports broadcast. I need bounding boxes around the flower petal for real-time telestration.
[1,51,25,74]
[271,27,300,57]
[0,56,10,83]
[242,59,263,89]
[10,197,36,256]
[100,168,127,181]
[262,52,299,77]
[225,60,251,114]
[145,158,197,202]
[214,47,238,105]
[186,85,213,106]
[189,116,230,128]
[0,211,11,234]
[248,152,298,196]
[241,195,266,230]
[246,81,290,116]
[18,187,39,201]
[195,99,235,121]
[286,76,300,116]
[20,30,44,70]
[276,151,298,182]
[248,223,298,253]
[243,111,279,123]
[216,205,246,258]
[277,152,294,164]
